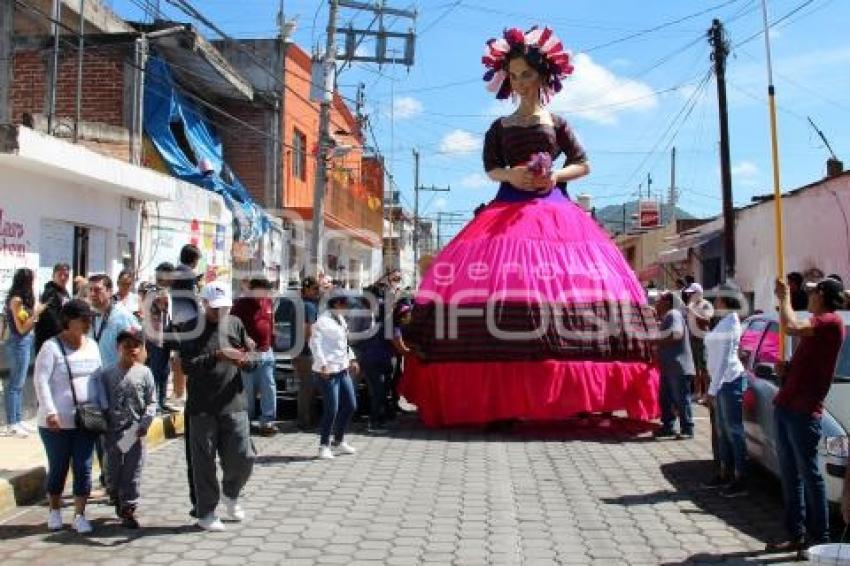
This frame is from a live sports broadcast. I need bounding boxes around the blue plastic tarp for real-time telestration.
[143,56,270,243]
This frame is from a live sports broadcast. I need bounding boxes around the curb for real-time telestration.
[0,410,185,516]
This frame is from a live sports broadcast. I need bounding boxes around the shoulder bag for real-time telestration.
[55,338,109,434]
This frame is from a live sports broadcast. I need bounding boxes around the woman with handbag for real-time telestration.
[33,299,103,534]
[3,268,47,437]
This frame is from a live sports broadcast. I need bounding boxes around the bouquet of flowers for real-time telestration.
[527,152,554,188]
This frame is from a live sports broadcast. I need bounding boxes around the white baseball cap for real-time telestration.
[684,282,704,295]
[199,280,232,308]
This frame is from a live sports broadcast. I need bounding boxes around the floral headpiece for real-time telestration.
[482,26,574,102]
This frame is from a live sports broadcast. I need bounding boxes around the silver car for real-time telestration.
[740,312,850,505]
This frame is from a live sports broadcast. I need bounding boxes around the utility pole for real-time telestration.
[412,148,449,283]
[668,146,678,208]
[710,18,735,279]
[646,172,652,202]
[0,0,13,124]
[309,0,416,275]
[667,146,677,226]
[309,0,339,274]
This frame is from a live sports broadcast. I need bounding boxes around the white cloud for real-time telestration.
[732,161,760,187]
[548,53,658,125]
[392,96,423,120]
[439,129,481,155]
[459,172,492,189]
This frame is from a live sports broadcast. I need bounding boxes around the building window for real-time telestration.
[293,129,307,181]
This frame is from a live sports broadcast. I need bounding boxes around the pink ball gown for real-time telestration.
[399,114,660,427]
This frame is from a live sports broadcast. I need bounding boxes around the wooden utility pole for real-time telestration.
[710,18,735,279]
[0,0,13,124]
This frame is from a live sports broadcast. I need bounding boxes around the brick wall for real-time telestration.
[10,44,128,128]
[219,100,271,207]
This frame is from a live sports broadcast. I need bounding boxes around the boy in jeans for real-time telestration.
[97,329,157,528]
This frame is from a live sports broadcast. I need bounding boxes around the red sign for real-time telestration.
[638,200,660,229]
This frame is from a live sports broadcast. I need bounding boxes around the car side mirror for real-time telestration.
[754,363,776,380]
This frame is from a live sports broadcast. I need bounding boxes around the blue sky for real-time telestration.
[108,0,850,238]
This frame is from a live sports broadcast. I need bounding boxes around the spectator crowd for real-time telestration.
[5,252,850,557]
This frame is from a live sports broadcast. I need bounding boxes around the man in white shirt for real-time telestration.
[310,292,360,459]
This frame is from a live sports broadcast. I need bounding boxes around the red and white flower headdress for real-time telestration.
[482,26,574,102]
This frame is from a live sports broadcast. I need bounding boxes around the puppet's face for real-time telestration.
[508,56,542,101]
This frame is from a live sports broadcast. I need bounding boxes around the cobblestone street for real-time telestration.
[0,409,800,565]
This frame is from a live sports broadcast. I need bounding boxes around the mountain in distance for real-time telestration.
[593,200,696,234]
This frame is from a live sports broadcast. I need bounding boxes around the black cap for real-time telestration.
[117,328,145,345]
[60,299,97,320]
[806,278,845,309]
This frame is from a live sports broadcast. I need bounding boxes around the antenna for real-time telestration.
[807,116,839,161]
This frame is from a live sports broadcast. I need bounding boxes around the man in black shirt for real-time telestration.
[179,280,256,532]
[34,263,70,353]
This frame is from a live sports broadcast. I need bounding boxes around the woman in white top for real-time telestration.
[310,292,360,460]
[703,283,748,498]
[34,299,103,534]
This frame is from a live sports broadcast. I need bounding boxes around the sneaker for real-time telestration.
[197,513,226,532]
[719,480,749,498]
[9,423,29,438]
[222,496,245,522]
[700,475,731,490]
[318,445,334,459]
[652,429,677,439]
[333,441,356,455]
[72,514,93,534]
[47,509,63,531]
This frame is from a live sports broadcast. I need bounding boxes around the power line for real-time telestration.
[583,0,744,53]
[618,69,713,192]
[419,1,462,36]
[731,0,817,47]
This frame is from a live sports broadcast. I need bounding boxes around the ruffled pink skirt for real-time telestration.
[400,191,660,427]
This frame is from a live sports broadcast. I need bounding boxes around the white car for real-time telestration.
[739,311,850,505]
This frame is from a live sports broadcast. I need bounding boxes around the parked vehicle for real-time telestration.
[739,311,850,504]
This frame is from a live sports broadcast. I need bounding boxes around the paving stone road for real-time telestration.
[0,408,806,565]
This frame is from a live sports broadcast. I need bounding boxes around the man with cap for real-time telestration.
[178,280,257,532]
[96,328,157,529]
[767,277,846,555]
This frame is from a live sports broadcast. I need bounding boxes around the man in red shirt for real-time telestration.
[768,277,845,554]
[231,277,277,436]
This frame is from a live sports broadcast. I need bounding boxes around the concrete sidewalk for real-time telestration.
[0,411,184,514]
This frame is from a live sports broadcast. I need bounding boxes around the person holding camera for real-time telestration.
[768,277,845,554]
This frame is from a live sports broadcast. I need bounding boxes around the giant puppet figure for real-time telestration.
[400,26,660,427]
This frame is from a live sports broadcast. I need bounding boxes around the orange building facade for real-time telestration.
[281,45,383,286]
